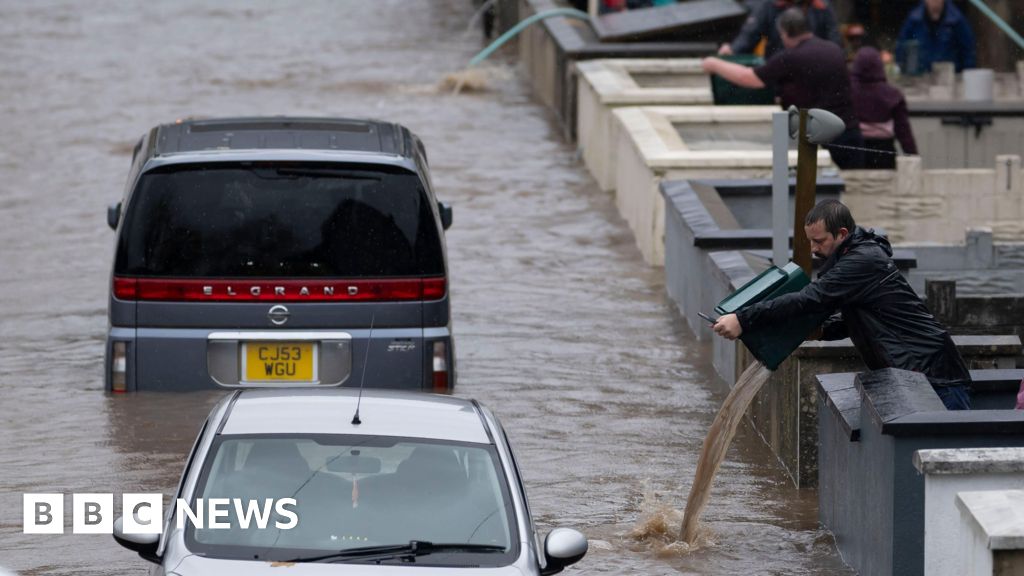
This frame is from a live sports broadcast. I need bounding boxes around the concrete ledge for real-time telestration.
[915,447,1024,475]
[958,490,1024,550]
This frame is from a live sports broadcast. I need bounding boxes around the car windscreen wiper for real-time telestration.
[283,540,507,563]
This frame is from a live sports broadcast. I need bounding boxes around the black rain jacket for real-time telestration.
[736,227,972,387]
[730,0,842,59]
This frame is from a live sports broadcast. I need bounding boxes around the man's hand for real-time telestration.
[718,43,733,56]
[713,313,743,340]
[701,57,721,74]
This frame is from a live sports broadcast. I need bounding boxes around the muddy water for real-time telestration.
[0,1,849,574]
[681,362,772,544]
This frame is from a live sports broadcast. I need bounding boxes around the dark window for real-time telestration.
[115,163,444,278]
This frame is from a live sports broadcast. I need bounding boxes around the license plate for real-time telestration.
[243,342,316,383]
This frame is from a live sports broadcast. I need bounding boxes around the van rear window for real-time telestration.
[115,164,444,278]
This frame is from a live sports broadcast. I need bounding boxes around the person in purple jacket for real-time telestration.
[850,46,918,169]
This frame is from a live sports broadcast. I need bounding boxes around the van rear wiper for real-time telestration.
[284,540,506,563]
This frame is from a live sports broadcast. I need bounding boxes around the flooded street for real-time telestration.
[0,1,849,573]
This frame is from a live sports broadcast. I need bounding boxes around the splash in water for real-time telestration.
[628,484,715,557]
[680,362,772,543]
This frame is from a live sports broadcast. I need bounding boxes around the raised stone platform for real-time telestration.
[958,489,1024,575]
[916,447,1024,576]
[613,106,831,265]
[576,58,711,192]
[516,0,717,141]
[818,369,1024,576]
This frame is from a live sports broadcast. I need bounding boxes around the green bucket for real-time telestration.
[715,262,829,370]
[710,55,776,106]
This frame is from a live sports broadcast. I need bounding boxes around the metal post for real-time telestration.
[771,111,790,268]
[793,109,817,276]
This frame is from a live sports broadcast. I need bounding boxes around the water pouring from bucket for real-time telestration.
[680,263,829,543]
[680,109,845,544]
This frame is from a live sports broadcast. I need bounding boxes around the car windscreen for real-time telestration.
[183,434,518,566]
[115,163,444,278]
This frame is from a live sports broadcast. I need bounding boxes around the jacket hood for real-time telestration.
[852,47,887,83]
[842,226,892,257]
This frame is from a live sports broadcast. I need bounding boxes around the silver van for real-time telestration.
[105,117,454,392]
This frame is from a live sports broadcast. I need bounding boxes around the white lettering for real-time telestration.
[207,498,230,529]
[227,286,237,296]
[233,498,273,530]
[323,286,334,296]
[250,287,261,297]
[275,498,298,530]
[203,286,213,296]
[299,287,310,296]
[176,499,203,530]
[275,286,285,296]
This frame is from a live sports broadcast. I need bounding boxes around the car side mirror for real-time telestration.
[112,516,160,563]
[438,201,453,230]
[107,201,122,230]
[540,527,587,575]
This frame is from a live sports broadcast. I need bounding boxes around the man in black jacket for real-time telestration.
[712,200,972,410]
[718,0,841,59]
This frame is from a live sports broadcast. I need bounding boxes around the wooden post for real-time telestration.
[925,279,958,326]
[793,109,818,276]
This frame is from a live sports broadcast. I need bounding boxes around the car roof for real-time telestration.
[219,388,492,444]
[151,116,413,158]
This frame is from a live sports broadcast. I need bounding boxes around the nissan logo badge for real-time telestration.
[268,305,290,326]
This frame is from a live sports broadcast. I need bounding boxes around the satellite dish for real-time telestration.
[787,106,846,145]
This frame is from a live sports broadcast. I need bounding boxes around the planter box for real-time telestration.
[576,58,712,192]
[614,105,832,265]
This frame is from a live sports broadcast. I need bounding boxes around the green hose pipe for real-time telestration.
[468,8,591,67]
[966,0,1024,53]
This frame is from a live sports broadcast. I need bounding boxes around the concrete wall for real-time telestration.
[915,448,1024,576]
[904,229,1024,297]
[842,155,1024,245]
[818,369,1024,576]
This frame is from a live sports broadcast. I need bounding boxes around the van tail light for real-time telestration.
[111,342,128,394]
[112,277,446,302]
[432,341,449,393]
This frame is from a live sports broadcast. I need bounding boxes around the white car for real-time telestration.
[113,388,587,574]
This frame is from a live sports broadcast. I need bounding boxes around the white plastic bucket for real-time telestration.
[963,68,994,101]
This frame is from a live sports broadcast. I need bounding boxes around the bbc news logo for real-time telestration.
[23,494,298,534]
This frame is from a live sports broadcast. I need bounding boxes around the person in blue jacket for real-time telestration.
[895,0,976,73]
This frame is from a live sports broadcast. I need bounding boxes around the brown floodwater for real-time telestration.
[0,1,851,574]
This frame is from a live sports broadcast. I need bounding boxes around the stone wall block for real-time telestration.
[896,155,923,196]
[966,228,995,267]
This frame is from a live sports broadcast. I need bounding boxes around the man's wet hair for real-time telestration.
[805,199,855,237]
[777,7,810,38]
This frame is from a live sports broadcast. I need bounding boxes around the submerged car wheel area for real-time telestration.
[105,117,455,393]
[112,389,588,574]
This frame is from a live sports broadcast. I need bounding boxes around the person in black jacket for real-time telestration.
[712,199,972,410]
[719,0,841,59]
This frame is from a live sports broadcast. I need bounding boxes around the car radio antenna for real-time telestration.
[351,313,374,425]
